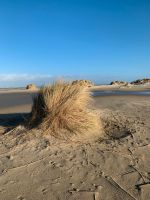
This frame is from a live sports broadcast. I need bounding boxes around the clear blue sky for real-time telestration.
[0,0,150,86]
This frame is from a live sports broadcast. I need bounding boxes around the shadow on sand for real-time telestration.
[0,113,29,128]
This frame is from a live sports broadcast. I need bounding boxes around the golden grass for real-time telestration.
[29,81,100,137]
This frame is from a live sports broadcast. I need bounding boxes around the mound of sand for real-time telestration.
[131,78,150,85]
[72,80,94,87]
[0,92,150,200]
[110,81,130,87]
[26,84,37,90]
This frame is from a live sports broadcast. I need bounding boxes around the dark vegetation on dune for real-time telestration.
[110,78,150,86]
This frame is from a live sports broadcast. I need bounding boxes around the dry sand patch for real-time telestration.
[0,95,150,200]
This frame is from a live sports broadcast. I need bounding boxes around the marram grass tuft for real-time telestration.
[29,81,101,137]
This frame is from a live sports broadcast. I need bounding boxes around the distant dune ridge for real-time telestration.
[72,79,94,87]
[29,81,101,138]
[110,78,150,86]
[130,78,150,85]
[110,81,129,86]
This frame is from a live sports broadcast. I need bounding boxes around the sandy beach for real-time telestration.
[0,87,150,200]
[1,0,150,198]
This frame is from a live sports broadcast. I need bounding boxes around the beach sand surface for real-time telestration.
[0,89,150,200]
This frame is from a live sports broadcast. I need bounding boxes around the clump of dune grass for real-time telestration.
[29,81,100,137]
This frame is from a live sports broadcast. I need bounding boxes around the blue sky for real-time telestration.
[0,0,150,87]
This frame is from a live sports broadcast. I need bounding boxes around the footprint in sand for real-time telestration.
[41,188,47,195]
[17,196,25,200]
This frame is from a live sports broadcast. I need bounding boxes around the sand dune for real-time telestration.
[0,89,150,200]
